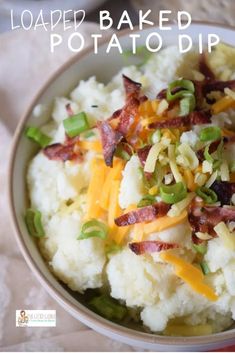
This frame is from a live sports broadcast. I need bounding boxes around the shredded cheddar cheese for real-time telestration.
[211,96,235,115]
[143,210,187,234]
[74,140,102,153]
[160,252,218,301]
[86,158,108,219]
[100,159,124,211]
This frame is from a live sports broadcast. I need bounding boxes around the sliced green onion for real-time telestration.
[63,112,89,138]
[204,145,214,163]
[160,182,187,204]
[115,143,134,161]
[179,93,196,116]
[167,79,195,102]
[25,208,45,238]
[25,127,51,148]
[137,195,156,208]
[78,219,108,240]
[200,261,210,275]
[193,243,207,255]
[82,131,95,138]
[148,130,161,144]
[89,295,127,321]
[196,186,218,204]
[199,126,221,142]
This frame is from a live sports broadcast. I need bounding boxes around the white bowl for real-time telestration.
[9,23,235,351]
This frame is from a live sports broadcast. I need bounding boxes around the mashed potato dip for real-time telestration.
[26,44,235,336]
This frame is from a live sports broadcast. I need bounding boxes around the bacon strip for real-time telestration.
[129,241,179,255]
[116,97,140,135]
[115,202,170,226]
[197,135,235,162]
[66,103,74,116]
[123,75,142,100]
[211,181,235,205]
[199,53,215,80]
[137,145,151,167]
[204,80,235,94]
[189,205,235,240]
[43,142,80,162]
[149,111,211,129]
[98,121,123,167]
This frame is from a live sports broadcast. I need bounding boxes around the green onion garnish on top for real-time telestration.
[160,182,187,204]
[193,243,207,255]
[25,127,51,148]
[200,261,210,275]
[199,126,221,142]
[63,112,90,138]
[89,295,127,321]
[196,186,218,204]
[25,208,45,238]
[78,219,108,240]
[137,194,156,208]
[179,93,196,116]
[167,79,195,102]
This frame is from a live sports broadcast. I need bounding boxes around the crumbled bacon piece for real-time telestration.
[66,103,74,116]
[129,241,179,255]
[189,204,235,240]
[115,202,170,226]
[196,140,221,161]
[43,142,82,162]
[98,121,123,167]
[211,181,235,205]
[204,80,235,94]
[123,75,142,100]
[116,97,140,135]
[199,53,215,81]
[149,111,211,129]
[137,145,151,167]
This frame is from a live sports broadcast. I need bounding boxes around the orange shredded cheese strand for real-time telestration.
[86,158,108,219]
[160,252,218,301]
[108,180,121,228]
[110,204,136,244]
[100,159,124,211]
[222,128,235,138]
[183,169,197,191]
[75,140,102,153]
[211,96,235,115]
[132,223,145,242]
[143,210,187,235]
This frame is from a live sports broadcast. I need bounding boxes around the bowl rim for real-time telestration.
[8,21,235,348]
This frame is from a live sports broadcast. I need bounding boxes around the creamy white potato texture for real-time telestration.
[27,45,235,334]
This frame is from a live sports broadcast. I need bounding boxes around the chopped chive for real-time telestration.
[200,261,210,275]
[193,243,207,255]
[78,219,108,240]
[167,79,195,102]
[179,93,196,116]
[89,295,127,321]
[160,182,187,204]
[196,186,218,204]
[137,195,156,208]
[199,126,221,142]
[25,209,45,238]
[83,131,95,138]
[25,127,51,148]
[63,112,89,138]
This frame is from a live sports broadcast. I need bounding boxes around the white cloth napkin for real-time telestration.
[0,22,140,352]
